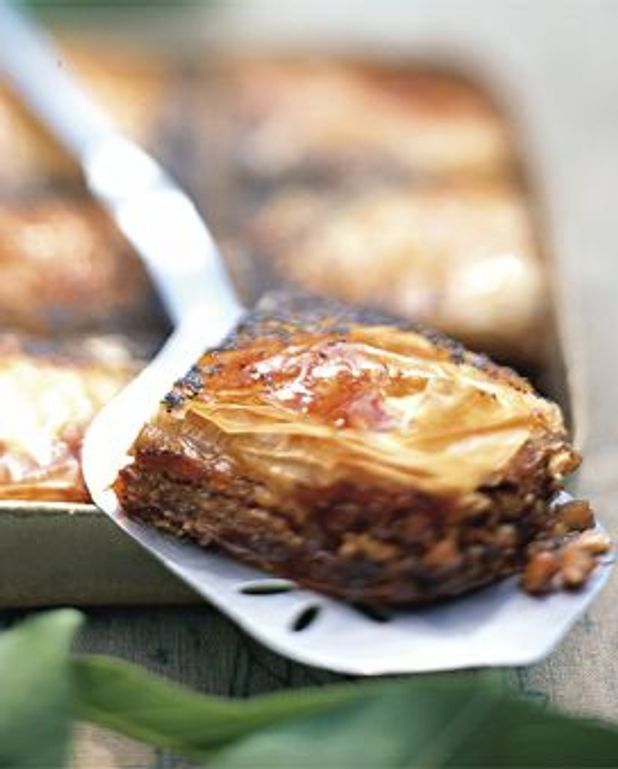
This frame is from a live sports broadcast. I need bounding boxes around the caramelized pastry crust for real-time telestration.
[245,182,546,363]
[0,335,139,502]
[115,294,580,604]
[0,200,166,335]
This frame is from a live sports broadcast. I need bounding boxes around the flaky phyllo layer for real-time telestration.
[155,323,573,506]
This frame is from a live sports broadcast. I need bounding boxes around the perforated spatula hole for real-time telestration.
[238,579,296,596]
[291,604,322,632]
[352,603,392,623]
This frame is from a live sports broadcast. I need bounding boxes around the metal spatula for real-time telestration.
[0,2,611,674]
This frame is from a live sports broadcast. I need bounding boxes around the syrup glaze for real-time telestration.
[158,321,570,500]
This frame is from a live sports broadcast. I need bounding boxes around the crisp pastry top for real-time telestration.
[156,298,574,503]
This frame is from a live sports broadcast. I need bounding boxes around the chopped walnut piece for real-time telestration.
[575,530,613,556]
[560,543,596,590]
[339,533,400,562]
[521,551,561,595]
[522,525,613,596]
[556,499,595,532]
[422,538,462,570]
[548,449,580,481]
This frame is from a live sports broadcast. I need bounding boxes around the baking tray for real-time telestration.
[0,3,586,607]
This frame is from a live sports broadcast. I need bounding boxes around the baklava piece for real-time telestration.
[0,334,139,502]
[223,60,513,185]
[0,199,166,335]
[243,182,545,363]
[115,294,605,605]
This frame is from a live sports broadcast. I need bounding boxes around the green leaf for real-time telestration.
[0,610,82,769]
[72,654,362,760]
[74,655,618,769]
[211,680,618,769]
[456,700,618,768]
[209,676,506,769]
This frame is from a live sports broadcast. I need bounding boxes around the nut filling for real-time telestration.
[114,294,611,605]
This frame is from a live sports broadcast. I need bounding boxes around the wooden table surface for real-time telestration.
[8,1,618,765]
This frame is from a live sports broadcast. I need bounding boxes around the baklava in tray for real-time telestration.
[239,180,545,365]
[0,46,588,605]
[217,59,515,185]
[0,333,139,502]
[0,198,166,335]
[0,43,176,511]
[196,58,547,368]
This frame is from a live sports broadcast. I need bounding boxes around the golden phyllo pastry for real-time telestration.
[114,294,593,605]
[0,335,139,502]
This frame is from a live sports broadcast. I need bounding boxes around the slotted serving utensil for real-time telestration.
[0,2,612,674]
